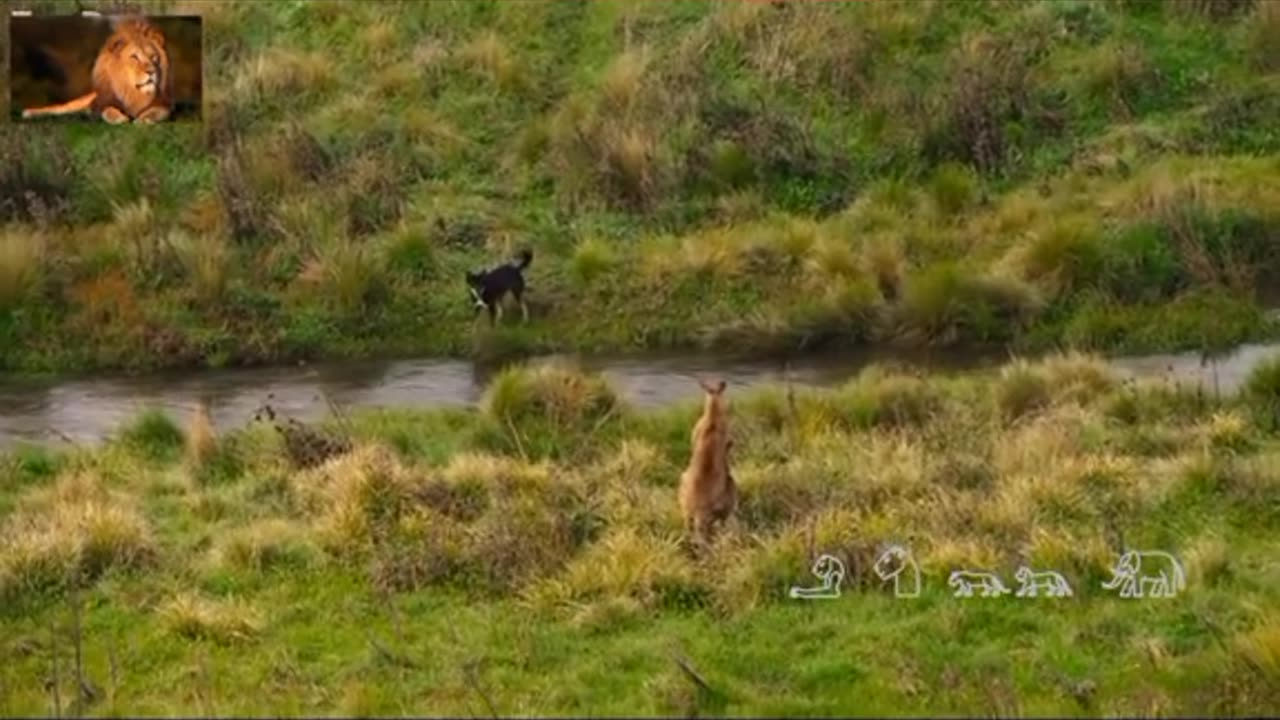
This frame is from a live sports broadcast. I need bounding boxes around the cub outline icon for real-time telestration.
[948,570,1011,598]
[789,554,845,600]
[1014,566,1073,598]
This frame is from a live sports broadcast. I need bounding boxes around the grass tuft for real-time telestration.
[120,409,186,463]
[215,519,320,573]
[1242,357,1280,431]
[996,361,1052,422]
[1248,1,1280,71]
[570,237,620,287]
[0,229,43,310]
[0,472,153,599]
[483,364,620,437]
[1234,614,1280,681]
[160,592,265,644]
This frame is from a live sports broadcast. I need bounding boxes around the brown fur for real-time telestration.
[186,398,216,467]
[22,17,172,124]
[678,379,737,545]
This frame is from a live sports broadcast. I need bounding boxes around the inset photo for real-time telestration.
[10,12,201,124]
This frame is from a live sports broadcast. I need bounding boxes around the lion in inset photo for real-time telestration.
[11,14,202,124]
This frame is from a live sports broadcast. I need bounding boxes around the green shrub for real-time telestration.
[838,368,941,429]
[120,409,186,463]
[1242,357,1280,432]
[192,435,248,487]
[1248,1,1280,71]
[1097,223,1185,302]
[570,237,619,287]
[928,163,980,216]
[482,364,622,457]
[707,140,757,190]
[384,225,436,280]
[1021,215,1104,296]
[2,444,62,487]
[901,263,1041,344]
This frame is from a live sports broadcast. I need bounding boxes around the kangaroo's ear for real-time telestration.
[697,378,727,394]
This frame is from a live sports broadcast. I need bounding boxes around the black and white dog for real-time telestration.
[465,249,533,325]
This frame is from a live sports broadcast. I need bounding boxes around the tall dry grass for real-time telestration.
[457,30,521,90]
[1248,0,1280,71]
[0,471,154,598]
[160,592,265,644]
[186,399,217,469]
[0,228,43,309]
[171,231,231,305]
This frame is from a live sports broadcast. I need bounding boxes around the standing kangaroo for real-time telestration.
[678,379,737,546]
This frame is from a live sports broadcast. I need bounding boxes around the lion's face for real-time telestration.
[124,41,165,97]
[115,35,167,98]
[97,20,170,110]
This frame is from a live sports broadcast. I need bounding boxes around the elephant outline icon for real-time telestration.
[1101,550,1186,599]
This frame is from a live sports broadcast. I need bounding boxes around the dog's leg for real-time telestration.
[495,302,504,324]
[514,288,529,323]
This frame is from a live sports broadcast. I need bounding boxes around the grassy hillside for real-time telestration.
[2,354,1279,715]
[1,0,1279,372]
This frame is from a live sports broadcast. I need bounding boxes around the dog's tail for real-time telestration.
[516,249,533,270]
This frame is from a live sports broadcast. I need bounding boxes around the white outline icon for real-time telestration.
[948,570,1012,598]
[1101,551,1186,599]
[1014,566,1074,598]
[789,554,845,600]
[873,545,921,598]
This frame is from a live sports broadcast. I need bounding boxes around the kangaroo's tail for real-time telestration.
[516,249,533,270]
[23,92,97,119]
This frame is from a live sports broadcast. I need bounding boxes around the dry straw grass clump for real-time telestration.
[160,592,265,644]
[185,399,217,468]
[1233,613,1280,686]
[1249,0,1280,71]
[458,30,521,89]
[171,231,231,305]
[289,444,417,549]
[441,452,592,592]
[0,471,154,598]
[994,354,1113,423]
[545,47,675,211]
[837,367,942,430]
[290,445,591,595]
[233,47,335,101]
[214,519,321,573]
[0,228,44,310]
[522,528,700,621]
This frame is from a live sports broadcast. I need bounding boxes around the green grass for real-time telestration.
[1,0,1279,373]
[2,356,1279,715]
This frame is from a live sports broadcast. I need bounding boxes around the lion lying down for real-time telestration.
[678,379,737,546]
[22,17,173,124]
